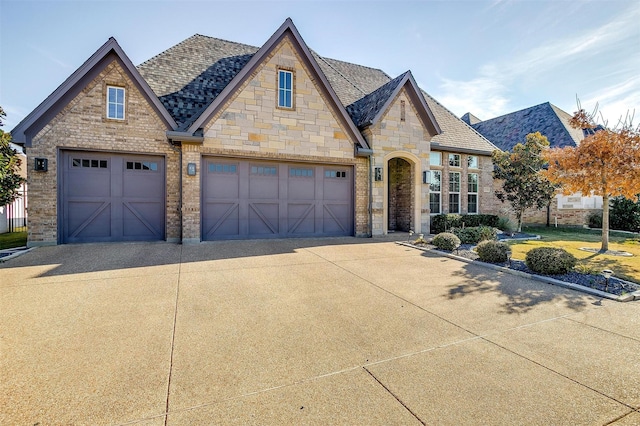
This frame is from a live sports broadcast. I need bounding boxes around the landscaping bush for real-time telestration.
[431,214,499,234]
[497,216,516,234]
[610,196,640,232]
[432,232,461,251]
[476,240,511,263]
[525,247,577,275]
[586,211,602,229]
[451,226,497,244]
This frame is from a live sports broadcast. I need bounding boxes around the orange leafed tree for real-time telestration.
[543,106,640,251]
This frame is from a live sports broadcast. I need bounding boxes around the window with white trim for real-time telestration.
[430,151,441,166]
[449,172,460,213]
[429,170,441,214]
[107,86,125,120]
[467,155,479,169]
[277,70,293,109]
[468,173,479,214]
[448,154,461,167]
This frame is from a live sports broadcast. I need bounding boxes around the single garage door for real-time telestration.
[202,158,353,240]
[60,151,165,243]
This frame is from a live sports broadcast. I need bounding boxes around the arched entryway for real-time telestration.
[387,157,414,232]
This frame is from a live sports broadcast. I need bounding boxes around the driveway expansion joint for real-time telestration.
[363,366,426,425]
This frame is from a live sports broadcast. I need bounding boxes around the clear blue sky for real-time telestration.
[1,0,639,131]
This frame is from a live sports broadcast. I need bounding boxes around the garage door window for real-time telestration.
[126,161,158,171]
[251,165,277,176]
[208,163,237,173]
[72,158,108,169]
[325,170,347,178]
[290,167,313,177]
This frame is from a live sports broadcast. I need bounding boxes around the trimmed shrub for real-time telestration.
[525,247,577,275]
[476,240,511,263]
[431,214,500,234]
[451,226,497,244]
[586,211,602,229]
[432,232,461,251]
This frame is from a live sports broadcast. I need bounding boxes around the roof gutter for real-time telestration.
[356,147,373,157]
[430,142,496,156]
[166,131,204,144]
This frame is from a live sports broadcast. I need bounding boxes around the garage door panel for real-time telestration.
[248,203,279,235]
[123,202,164,238]
[323,204,351,234]
[67,201,111,240]
[202,157,353,240]
[67,171,111,197]
[287,203,315,234]
[61,151,165,243]
[203,202,240,238]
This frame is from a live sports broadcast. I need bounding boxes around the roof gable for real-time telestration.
[11,38,176,146]
[471,102,582,151]
[346,71,441,137]
[182,18,370,150]
[138,35,259,130]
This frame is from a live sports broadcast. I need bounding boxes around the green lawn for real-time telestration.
[0,231,28,250]
[508,226,640,284]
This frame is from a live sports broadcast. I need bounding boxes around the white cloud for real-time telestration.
[27,43,73,70]
[433,3,640,121]
[581,78,640,127]
[436,76,509,120]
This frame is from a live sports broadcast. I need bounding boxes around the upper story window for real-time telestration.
[448,154,461,167]
[277,70,293,109]
[106,86,125,120]
[467,155,479,169]
[430,151,441,167]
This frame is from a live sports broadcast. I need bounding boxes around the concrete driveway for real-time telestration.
[1,237,639,425]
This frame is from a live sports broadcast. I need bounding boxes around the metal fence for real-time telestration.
[5,185,27,233]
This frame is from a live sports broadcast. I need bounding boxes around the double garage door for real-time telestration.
[202,157,353,240]
[60,151,165,243]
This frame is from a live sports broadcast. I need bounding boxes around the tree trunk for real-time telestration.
[516,209,523,233]
[601,194,609,252]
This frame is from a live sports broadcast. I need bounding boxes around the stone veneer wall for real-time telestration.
[365,88,433,235]
[179,36,370,240]
[27,59,179,245]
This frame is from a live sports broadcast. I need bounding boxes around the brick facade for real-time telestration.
[26,60,179,245]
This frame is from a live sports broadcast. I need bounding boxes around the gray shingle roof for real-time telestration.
[138,35,258,129]
[461,112,482,125]
[137,32,497,154]
[422,92,498,154]
[470,102,583,151]
[346,72,409,128]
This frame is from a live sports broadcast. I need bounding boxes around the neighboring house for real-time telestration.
[463,102,602,226]
[0,143,27,234]
[11,18,497,246]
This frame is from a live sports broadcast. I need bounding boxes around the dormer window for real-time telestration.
[277,69,293,109]
[107,86,125,120]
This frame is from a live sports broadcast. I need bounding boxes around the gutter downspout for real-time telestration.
[356,146,374,237]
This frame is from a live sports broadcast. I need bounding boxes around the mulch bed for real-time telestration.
[412,237,639,297]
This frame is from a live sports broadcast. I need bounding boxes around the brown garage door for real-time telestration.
[202,158,353,240]
[60,151,165,243]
